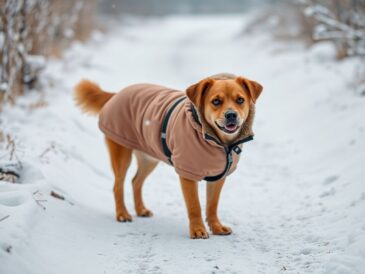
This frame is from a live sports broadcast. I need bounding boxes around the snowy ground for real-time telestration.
[1,14,365,274]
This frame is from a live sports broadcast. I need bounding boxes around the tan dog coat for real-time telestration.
[99,83,255,181]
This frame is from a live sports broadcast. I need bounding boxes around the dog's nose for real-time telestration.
[225,111,237,121]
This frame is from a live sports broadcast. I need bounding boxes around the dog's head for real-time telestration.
[186,75,263,144]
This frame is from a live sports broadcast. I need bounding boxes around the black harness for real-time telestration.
[160,96,186,165]
[160,97,253,182]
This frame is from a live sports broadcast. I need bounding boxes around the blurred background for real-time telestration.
[0,0,364,105]
[99,0,277,15]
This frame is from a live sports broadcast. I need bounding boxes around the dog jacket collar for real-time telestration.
[161,98,253,182]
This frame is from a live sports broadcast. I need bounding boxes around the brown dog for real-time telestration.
[74,73,262,239]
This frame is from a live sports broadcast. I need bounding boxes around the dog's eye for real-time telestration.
[236,97,244,104]
[212,99,221,106]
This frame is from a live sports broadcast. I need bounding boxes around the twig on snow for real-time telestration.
[0,215,10,222]
[5,134,23,169]
[32,191,47,210]
[50,191,65,200]
[5,246,12,253]
[39,142,56,159]
[50,190,74,205]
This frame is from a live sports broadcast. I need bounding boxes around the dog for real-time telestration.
[74,73,262,239]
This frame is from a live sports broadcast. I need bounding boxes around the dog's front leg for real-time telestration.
[179,177,209,239]
[206,179,232,235]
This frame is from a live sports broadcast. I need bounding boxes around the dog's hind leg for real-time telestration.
[105,137,133,222]
[132,151,158,217]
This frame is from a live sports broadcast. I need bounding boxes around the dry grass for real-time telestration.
[0,0,98,107]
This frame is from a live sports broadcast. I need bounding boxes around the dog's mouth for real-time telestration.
[215,121,239,134]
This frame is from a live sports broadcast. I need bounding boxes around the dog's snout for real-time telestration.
[225,111,237,121]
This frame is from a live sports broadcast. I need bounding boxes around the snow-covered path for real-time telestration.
[1,15,365,274]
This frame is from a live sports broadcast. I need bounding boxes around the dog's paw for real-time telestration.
[209,221,232,235]
[137,208,153,217]
[190,223,209,239]
[116,212,132,222]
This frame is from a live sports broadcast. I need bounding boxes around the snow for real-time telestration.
[1,14,365,274]
[0,82,8,92]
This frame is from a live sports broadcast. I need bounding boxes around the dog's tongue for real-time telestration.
[225,124,237,132]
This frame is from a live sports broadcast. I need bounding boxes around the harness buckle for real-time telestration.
[233,146,241,155]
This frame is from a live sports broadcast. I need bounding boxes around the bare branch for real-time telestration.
[0,215,10,222]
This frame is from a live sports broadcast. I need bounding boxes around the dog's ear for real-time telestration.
[186,78,214,108]
[236,77,263,104]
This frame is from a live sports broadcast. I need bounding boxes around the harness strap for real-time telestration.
[204,150,233,182]
[204,135,253,182]
[161,96,186,165]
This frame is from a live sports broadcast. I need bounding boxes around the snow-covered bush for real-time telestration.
[298,0,365,59]
[0,0,97,106]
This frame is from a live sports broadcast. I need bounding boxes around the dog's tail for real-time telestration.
[74,80,115,115]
